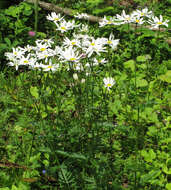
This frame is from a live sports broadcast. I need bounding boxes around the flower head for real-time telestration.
[116,10,133,24]
[103,77,115,90]
[131,8,153,18]
[148,15,169,29]
[74,13,89,19]
[46,12,64,23]
[28,31,36,37]
[59,47,81,63]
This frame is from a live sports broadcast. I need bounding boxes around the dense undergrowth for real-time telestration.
[0,0,171,189]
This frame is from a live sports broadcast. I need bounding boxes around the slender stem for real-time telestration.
[34,0,39,35]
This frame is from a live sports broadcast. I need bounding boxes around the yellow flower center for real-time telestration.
[14,52,17,55]
[136,19,140,23]
[48,65,53,69]
[70,58,76,61]
[45,55,48,58]
[40,48,46,52]
[107,21,112,24]
[61,26,66,30]
[71,42,76,45]
[24,60,28,64]
[157,21,163,25]
[54,18,59,21]
[91,43,95,46]
[107,83,112,87]
[126,17,130,21]
[107,40,112,44]
[141,12,144,16]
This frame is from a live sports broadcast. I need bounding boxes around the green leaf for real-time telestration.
[11,185,18,190]
[136,56,146,62]
[4,38,11,47]
[140,170,161,183]
[136,55,151,62]
[39,147,51,153]
[0,43,7,50]
[41,112,47,118]
[123,60,135,72]
[141,149,156,162]
[159,70,171,83]
[30,86,39,99]
[166,183,171,190]
[136,79,148,87]
[163,166,171,175]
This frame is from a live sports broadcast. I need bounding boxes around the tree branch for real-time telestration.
[25,0,171,44]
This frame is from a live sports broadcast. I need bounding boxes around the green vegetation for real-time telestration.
[0,0,170,189]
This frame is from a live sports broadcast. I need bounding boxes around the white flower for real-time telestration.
[73,73,78,80]
[19,55,36,66]
[7,60,19,70]
[72,62,84,71]
[74,13,89,19]
[131,7,153,18]
[29,62,44,70]
[63,37,81,48]
[116,10,133,24]
[59,47,81,62]
[36,39,54,47]
[131,16,145,25]
[99,16,120,27]
[5,47,25,61]
[105,33,120,49]
[24,45,34,53]
[53,45,62,56]
[42,60,59,72]
[36,42,49,52]
[55,19,79,33]
[80,24,89,33]
[81,78,85,83]
[148,15,169,29]
[85,58,107,67]
[83,38,106,57]
[94,58,107,65]
[103,77,115,90]
[46,12,64,23]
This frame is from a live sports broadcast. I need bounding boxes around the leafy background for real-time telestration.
[0,0,170,189]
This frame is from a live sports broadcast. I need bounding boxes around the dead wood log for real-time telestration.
[25,0,171,44]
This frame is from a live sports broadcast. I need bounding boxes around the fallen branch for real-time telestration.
[25,0,171,44]
[26,0,102,22]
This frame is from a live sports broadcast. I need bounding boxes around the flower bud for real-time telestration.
[73,73,78,80]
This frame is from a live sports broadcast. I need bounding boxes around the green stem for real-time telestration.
[34,0,39,34]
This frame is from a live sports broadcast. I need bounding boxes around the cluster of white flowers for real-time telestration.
[5,12,119,76]
[4,12,120,90]
[99,8,169,29]
[5,8,169,90]
[74,13,89,19]
[47,12,80,33]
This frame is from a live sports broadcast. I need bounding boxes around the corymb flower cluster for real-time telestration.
[4,8,169,91]
[99,8,169,29]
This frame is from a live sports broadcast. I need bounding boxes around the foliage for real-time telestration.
[0,1,170,190]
